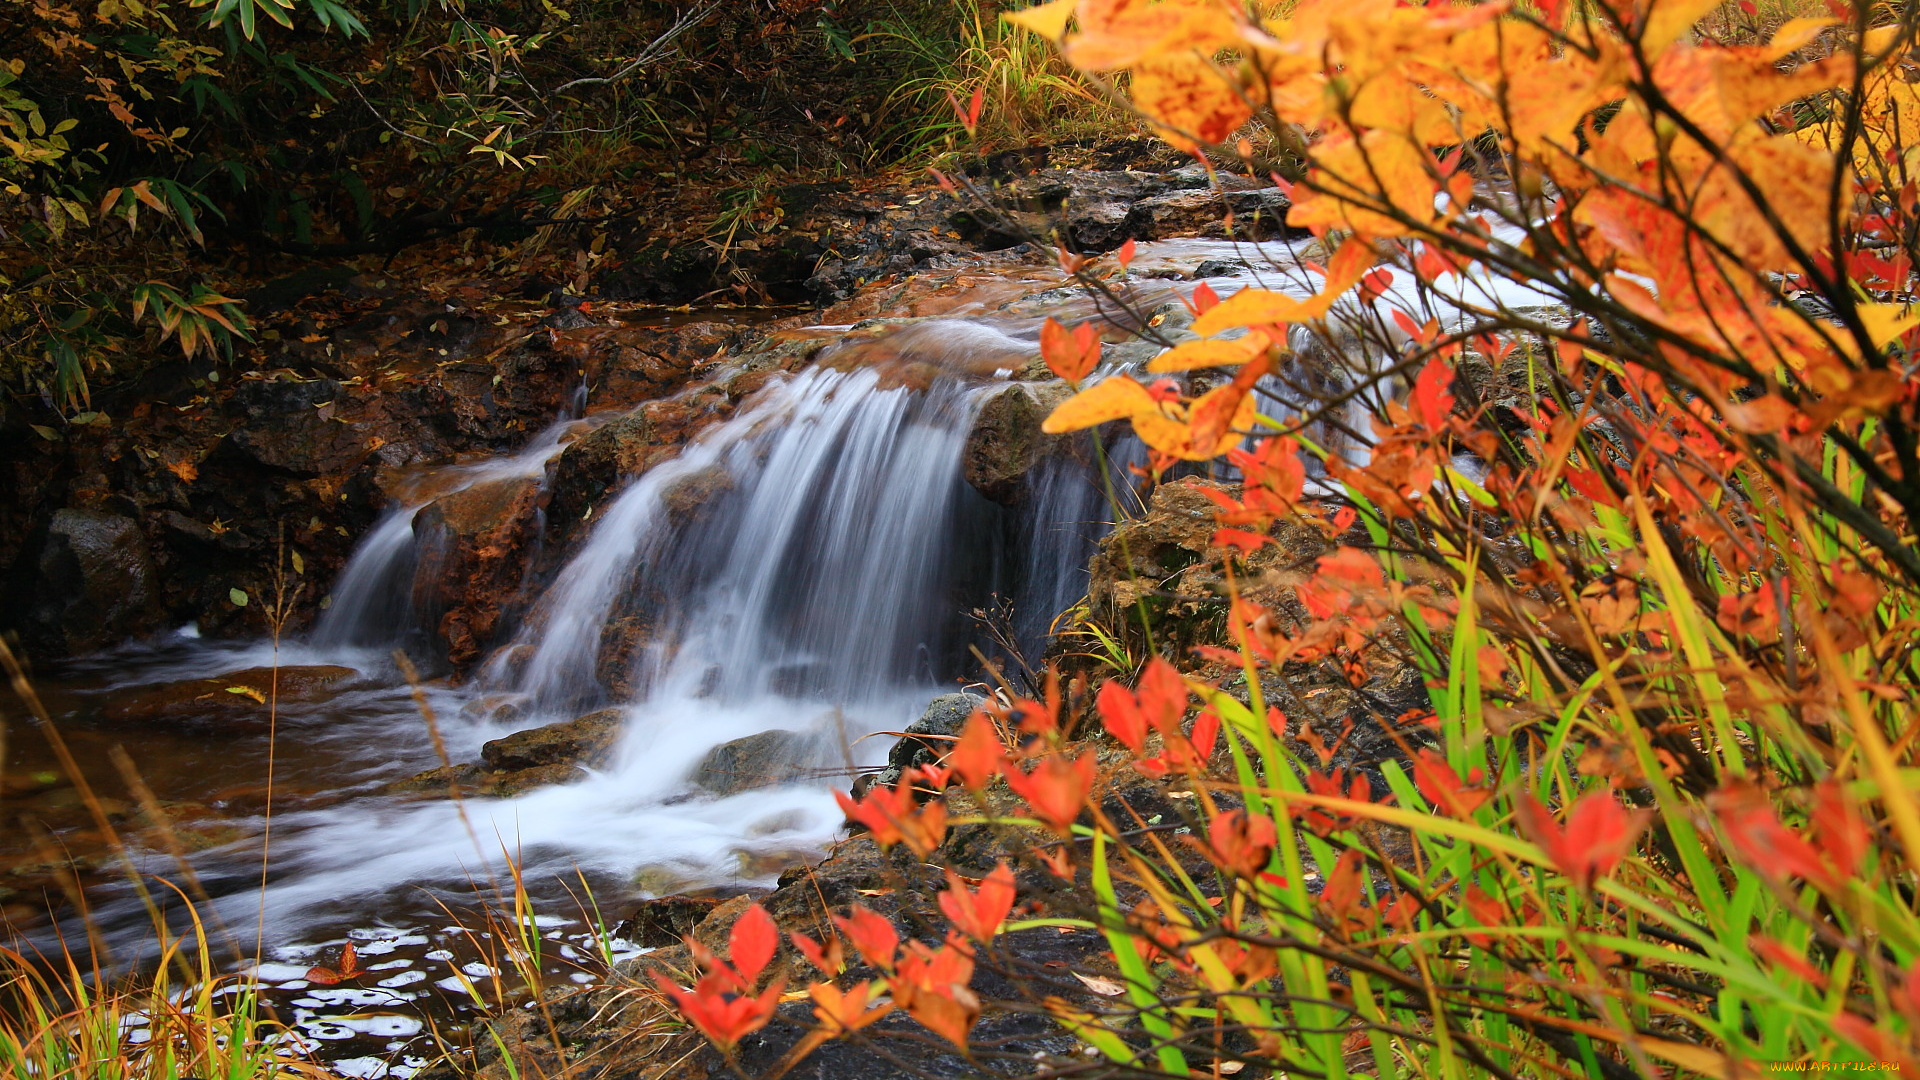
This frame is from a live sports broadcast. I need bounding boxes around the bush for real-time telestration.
[658,0,1920,1074]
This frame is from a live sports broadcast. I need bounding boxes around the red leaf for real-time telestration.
[948,711,1006,789]
[1411,359,1455,428]
[727,903,778,984]
[1410,749,1490,816]
[1514,791,1647,892]
[653,970,783,1051]
[1096,678,1148,754]
[1711,782,1845,891]
[789,930,844,975]
[833,905,900,972]
[1810,780,1870,882]
[939,862,1017,942]
[1205,809,1276,877]
[1116,237,1136,269]
[1191,280,1220,315]
[1005,752,1095,833]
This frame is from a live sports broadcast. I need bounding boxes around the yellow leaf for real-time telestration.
[1003,0,1077,39]
[1190,240,1372,335]
[1130,53,1253,152]
[1858,303,1919,349]
[1146,331,1271,372]
[1767,16,1837,59]
[1042,375,1156,433]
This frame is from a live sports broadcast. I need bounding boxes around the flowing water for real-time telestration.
[4,235,1557,1076]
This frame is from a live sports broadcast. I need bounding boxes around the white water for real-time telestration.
[186,357,1105,935]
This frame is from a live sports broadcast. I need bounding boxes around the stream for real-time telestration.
[2,235,1557,1076]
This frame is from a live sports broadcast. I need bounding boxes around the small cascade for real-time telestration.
[311,419,582,652]
[495,365,999,713]
[165,323,1121,935]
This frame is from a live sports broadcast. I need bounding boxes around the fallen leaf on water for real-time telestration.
[306,943,365,985]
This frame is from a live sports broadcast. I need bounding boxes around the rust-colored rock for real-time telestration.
[101,664,358,723]
[411,474,545,666]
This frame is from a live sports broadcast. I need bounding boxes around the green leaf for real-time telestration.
[229,587,249,607]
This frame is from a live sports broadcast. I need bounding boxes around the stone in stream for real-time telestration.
[692,729,812,796]
[385,708,625,799]
[100,664,358,724]
[854,692,986,796]
[18,508,164,654]
[480,707,624,771]
[409,473,546,666]
[962,382,1075,504]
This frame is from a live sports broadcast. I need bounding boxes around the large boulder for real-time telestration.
[19,509,164,653]
[962,382,1074,504]
[411,474,545,666]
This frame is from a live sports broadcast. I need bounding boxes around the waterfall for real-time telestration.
[310,419,581,651]
[173,342,1120,934]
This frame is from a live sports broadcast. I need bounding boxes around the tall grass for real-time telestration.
[870,0,1127,157]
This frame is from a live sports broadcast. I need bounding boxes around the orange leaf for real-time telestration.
[1006,752,1095,833]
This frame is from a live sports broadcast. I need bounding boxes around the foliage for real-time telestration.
[654,0,1920,1074]
[0,0,975,412]
[872,0,1127,154]
[0,908,310,1080]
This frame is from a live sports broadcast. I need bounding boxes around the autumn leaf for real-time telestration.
[1189,240,1375,335]
[939,862,1017,943]
[305,943,366,985]
[1041,374,1155,433]
[1040,316,1102,382]
[1005,752,1095,833]
[1513,791,1649,892]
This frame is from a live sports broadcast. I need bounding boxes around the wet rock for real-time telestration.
[1193,257,1251,279]
[616,894,723,948]
[383,760,585,799]
[410,474,545,666]
[480,707,624,771]
[962,382,1073,504]
[578,322,735,406]
[1135,187,1297,240]
[692,730,812,795]
[595,615,656,700]
[546,392,733,538]
[19,508,163,653]
[660,463,733,521]
[224,377,369,476]
[101,664,358,723]
[1085,478,1325,658]
[857,692,985,795]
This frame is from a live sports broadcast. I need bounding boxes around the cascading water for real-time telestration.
[174,349,1109,936]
